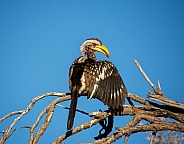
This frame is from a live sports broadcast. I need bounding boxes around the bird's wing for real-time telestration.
[85,60,127,109]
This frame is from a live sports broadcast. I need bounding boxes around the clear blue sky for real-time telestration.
[0,1,184,144]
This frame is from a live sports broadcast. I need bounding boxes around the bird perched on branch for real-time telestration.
[67,38,131,130]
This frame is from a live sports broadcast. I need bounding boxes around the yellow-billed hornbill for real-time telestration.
[67,38,129,130]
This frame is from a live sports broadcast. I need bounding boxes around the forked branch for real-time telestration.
[1,59,183,144]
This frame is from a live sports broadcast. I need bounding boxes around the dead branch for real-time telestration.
[1,59,184,144]
[133,59,164,96]
[52,111,111,143]
[31,96,71,144]
[0,92,70,144]
[148,93,184,110]
[0,111,23,122]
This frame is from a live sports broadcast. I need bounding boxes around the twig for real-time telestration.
[133,59,155,88]
[158,80,161,90]
[133,59,164,96]
[149,131,156,144]
[0,111,23,122]
[6,128,16,140]
[56,104,89,115]
[21,126,32,129]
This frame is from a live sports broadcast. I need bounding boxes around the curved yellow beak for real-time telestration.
[91,45,110,58]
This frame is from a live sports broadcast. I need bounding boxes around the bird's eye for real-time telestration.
[87,43,95,52]
[92,43,96,48]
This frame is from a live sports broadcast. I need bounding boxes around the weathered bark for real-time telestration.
[1,59,183,144]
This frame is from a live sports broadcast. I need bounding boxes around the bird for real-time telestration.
[67,38,129,130]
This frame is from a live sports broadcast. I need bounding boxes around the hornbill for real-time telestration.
[67,38,131,130]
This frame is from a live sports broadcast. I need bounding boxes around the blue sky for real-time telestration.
[0,1,184,143]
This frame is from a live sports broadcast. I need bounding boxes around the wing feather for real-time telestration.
[111,76,115,108]
[98,77,106,101]
[104,77,111,106]
[87,60,127,109]
[113,75,118,108]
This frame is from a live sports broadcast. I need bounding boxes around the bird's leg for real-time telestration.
[98,118,107,134]
[94,111,114,140]
[103,115,113,137]
[95,109,107,135]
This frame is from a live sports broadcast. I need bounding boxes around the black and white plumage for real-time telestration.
[67,38,128,130]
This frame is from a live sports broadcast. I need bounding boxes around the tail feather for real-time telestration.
[67,89,78,130]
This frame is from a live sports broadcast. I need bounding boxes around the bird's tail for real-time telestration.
[67,89,78,130]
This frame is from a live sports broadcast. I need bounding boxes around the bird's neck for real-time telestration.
[74,56,96,64]
[83,52,96,61]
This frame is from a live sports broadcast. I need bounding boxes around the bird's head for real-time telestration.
[80,38,110,60]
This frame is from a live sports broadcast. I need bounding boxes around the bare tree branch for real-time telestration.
[133,59,164,96]
[0,111,23,122]
[1,59,184,144]
[148,93,184,110]
[1,92,70,144]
